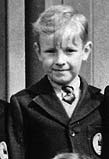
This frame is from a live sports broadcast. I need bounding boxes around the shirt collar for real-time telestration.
[48,75,80,96]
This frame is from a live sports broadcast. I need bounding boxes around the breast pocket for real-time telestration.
[87,125,102,157]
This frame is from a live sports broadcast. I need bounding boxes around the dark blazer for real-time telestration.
[8,75,104,159]
[0,100,9,158]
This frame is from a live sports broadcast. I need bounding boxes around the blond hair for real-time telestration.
[32,5,88,45]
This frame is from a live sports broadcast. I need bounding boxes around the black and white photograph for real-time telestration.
[0,0,109,158]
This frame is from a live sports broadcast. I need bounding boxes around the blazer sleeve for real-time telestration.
[8,95,25,159]
[102,86,109,158]
[103,86,109,124]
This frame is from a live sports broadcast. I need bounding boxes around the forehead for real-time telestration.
[40,23,83,48]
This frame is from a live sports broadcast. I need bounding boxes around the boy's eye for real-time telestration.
[44,48,56,53]
[65,48,77,53]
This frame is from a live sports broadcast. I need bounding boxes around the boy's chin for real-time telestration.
[50,77,73,86]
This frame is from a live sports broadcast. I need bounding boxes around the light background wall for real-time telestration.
[0,0,7,100]
[0,0,109,101]
[7,0,25,100]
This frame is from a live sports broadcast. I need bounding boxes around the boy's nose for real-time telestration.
[55,50,66,66]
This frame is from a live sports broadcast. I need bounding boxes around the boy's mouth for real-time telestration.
[52,68,70,71]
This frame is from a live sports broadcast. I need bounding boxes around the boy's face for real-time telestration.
[37,26,91,85]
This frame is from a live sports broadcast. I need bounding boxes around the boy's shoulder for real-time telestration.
[89,85,103,94]
[80,76,103,97]
[11,75,52,101]
[88,85,104,105]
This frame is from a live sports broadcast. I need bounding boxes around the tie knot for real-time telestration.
[62,86,75,104]
[62,86,74,94]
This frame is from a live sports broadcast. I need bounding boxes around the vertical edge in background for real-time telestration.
[89,0,94,86]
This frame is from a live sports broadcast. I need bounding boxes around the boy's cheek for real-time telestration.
[43,58,54,66]
[42,62,52,71]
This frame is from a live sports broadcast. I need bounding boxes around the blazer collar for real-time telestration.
[28,75,103,126]
[29,75,69,126]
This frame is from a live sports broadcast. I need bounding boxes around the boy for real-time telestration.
[8,5,103,159]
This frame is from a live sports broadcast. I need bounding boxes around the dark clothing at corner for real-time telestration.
[0,100,9,158]
[0,100,9,142]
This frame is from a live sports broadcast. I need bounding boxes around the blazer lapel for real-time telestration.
[69,77,103,124]
[29,76,69,126]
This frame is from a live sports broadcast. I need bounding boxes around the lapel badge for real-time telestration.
[0,141,8,159]
[92,132,102,156]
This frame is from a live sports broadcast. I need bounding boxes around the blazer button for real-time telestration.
[69,129,76,137]
[71,131,76,137]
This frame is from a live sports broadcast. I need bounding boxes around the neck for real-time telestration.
[47,75,80,91]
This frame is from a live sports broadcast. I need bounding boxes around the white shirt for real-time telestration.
[49,76,81,118]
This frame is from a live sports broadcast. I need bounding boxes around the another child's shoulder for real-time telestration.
[0,100,9,159]
[0,100,9,115]
[104,85,109,96]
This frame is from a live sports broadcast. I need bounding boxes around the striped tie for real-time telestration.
[62,86,75,104]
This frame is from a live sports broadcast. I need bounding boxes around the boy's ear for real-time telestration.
[33,42,42,61]
[33,42,39,53]
[82,41,93,61]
